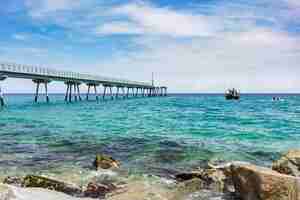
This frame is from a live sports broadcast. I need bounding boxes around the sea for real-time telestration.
[0,94,300,189]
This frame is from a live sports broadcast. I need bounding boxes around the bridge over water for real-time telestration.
[0,62,167,106]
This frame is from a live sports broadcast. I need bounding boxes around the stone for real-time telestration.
[22,175,82,197]
[272,150,300,177]
[231,163,300,200]
[0,184,16,200]
[93,154,120,170]
[175,168,233,193]
[175,171,202,182]
[84,182,117,198]
[3,176,23,187]
[0,184,94,200]
[175,178,205,194]
[107,180,173,200]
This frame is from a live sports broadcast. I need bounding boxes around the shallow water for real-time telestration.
[0,94,300,178]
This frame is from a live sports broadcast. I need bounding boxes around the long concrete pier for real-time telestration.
[0,62,167,106]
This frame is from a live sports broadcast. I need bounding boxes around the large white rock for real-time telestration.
[0,184,93,200]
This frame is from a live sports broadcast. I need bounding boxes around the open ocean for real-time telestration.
[0,94,300,180]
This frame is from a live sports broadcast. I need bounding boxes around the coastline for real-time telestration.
[1,149,300,200]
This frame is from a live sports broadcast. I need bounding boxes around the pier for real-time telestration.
[0,62,167,106]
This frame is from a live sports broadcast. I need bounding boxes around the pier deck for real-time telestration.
[0,62,167,105]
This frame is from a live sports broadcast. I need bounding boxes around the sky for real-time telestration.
[0,0,300,93]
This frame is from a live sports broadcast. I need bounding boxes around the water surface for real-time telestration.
[0,94,299,178]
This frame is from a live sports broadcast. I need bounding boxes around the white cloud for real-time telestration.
[12,34,28,41]
[96,22,144,35]
[95,28,300,93]
[25,0,83,18]
[96,2,220,37]
[8,0,300,93]
[285,0,300,7]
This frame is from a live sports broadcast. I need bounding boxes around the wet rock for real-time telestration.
[94,154,120,170]
[272,149,300,177]
[84,182,117,198]
[22,175,82,197]
[176,168,233,193]
[3,176,23,187]
[107,180,173,200]
[176,178,205,194]
[231,163,300,200]
[175,171,202,182]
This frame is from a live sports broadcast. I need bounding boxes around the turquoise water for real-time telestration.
[0,94,300,178]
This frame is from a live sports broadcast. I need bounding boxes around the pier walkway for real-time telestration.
[0,62,167,105]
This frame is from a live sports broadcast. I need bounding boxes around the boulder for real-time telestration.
[272,150,300,177]
[175,171,202,182]
[3,176,23,187]
[0,184,16,200]
[175,178,205,194]
[175,168,233,193]
[93,154,120,170]
[84,182,117,198]
[0,184,94,200]
[22,175,82,197]
[231,163,300,200]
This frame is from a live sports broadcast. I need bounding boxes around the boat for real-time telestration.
[225,88,240,100]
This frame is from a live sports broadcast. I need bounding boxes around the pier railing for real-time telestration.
[0,62,167,105]
[0,62,152,87]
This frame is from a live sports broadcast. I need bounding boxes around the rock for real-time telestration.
[84,182,117,198]
[231,163,300,200]
[176,168,233,193]
[0,184,94,200]
[0,184,16,200]
[93,154,120,170]
[3,176,23,187]
[176,178,205,194]
[175,171,202,182]
[272,149,300,177]
[107,180,173,200]
[22,175,82,197]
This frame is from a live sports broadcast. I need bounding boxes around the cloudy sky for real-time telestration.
[0,0,300,93]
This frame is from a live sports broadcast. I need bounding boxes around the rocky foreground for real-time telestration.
[1,150,300,200]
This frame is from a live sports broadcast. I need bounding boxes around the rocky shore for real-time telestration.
[1,150,300,200]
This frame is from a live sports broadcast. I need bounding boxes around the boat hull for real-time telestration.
[225,95,240,100]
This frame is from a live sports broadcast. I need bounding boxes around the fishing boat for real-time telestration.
[225,88,240,100]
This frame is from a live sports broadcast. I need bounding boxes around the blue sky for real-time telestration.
[0,0,300,93]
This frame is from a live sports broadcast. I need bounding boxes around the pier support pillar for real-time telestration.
[103,85,107,100]
[143,88,145,97]
[77,84,82,101]
[65,83,69,101]
[0,75,7,107]
[103,85,114,100]
[64,81,82,103]
[86,83,99,101]
[0,86,4,107]
[109,86,113,100]
[135,88,139,97]
[116,86,125,99]
[122,87,126,99]
[94,85,99,102]
[86,84,91,100]
[116,87,119,99]
[73,84,78,101]
[33,79,51,103]
[126,87,130,98]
